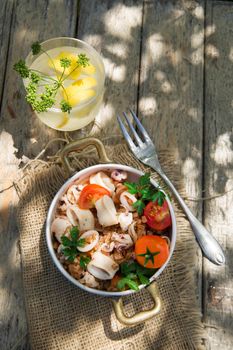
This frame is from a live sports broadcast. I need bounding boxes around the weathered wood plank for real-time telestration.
[203,1,233,349]
[0,0,78,158]
[77,0,143,136]
[138,0,204,302]
[0,1,78,349]
[0,0,14,100]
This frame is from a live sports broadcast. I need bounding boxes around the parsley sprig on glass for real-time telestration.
[13,41,90,113]
[124,173,166,215]
[61,226,90,268]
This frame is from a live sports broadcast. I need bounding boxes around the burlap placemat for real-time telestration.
[16,144,206,350]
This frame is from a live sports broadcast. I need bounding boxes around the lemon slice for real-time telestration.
[81,64,96,75]
[56,114,70,129]
[72,77,97,90]
[64,83,96,106]
[48,51,82,80]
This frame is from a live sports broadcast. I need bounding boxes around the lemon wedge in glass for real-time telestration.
[49,51,82,79]
[63,78,96,107]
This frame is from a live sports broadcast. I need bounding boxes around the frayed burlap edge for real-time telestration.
[16,144,207,350]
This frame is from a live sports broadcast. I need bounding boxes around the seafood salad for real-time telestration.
[51,170,172,292]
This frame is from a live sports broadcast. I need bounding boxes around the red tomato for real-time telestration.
[135,235,169,268]
[144,200,172,231]
[78,184,110,209]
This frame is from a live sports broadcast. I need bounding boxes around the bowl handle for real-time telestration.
[112,281,161,326]
[60,137,111,174]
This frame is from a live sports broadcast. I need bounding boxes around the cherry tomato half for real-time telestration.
[144,200,172,231]
[135,235,169,269]
[78,184,110,209]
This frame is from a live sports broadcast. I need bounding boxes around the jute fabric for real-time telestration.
[16,144,206,350]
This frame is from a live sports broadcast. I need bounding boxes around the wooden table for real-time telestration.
[0,1,232,349]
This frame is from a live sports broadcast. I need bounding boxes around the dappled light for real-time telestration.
[0,0,233,349]
[211,133,233,166]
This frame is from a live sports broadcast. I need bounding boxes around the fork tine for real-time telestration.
[122,112,144,146]
[117,115,137,151]
[129,109,152,143]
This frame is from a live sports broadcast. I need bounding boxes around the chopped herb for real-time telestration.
[13,60,30,78]
[60,57,72,68]
[124,173,167,214]
[60,100,72,113]
[76,53,89,67]
[61,226,86,262]
[117,260,156,291]
[31,42,41,55]
[117,276,139,291]
[133,199,145,216]
[80,255,91,269]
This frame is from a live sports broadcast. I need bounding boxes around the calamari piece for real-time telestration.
[51,217,71,242]
[67,184,81,204]
[79,271,100,288]
[100,242,115,253]
[78,230,99,252]
[95,195,118,227]
[111,170,127,182]
[128,222,138,243]
[90,171,115,193]
[118,212,133,231]
[112,232,133,249]
[87,252,119,280]
[120,191,137,211]
[66,205,94,231]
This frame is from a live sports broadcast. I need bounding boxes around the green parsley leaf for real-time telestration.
[62,247,77,262]
[61,236,75,247]
[139,173,151,186]
[133,199,145,216]
[30,72,41,84]
[124,173,168,214]
[60,226,86,262]
[31,42,41,55]
[120,261,137,275]
[117,261,156,291]
[70,226,79,241]
[157,192,166,206]
[60,57,72,68]
[76,53,90,67]
[13,60,30,78]
[77,238,86,248]
[80,255,91,269]
[123,181,138,194]
[60,100,72,113]
[137,272,150,285]
[117,277,139,291]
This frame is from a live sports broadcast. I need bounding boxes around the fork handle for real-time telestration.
[156,170,225,265]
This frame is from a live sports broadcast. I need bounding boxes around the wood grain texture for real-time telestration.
[138,0,204,302]
[77,0,143,136]
[0,1,78,349]
[203,1,233,349]
[0,0,78,158]
[0,0,14,99]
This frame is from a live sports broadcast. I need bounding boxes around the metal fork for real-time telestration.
[117,109,225,266]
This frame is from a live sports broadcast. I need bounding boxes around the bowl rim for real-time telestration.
[46,163,177,297]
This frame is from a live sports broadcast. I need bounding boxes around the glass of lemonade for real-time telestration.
[24,37,105,131]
